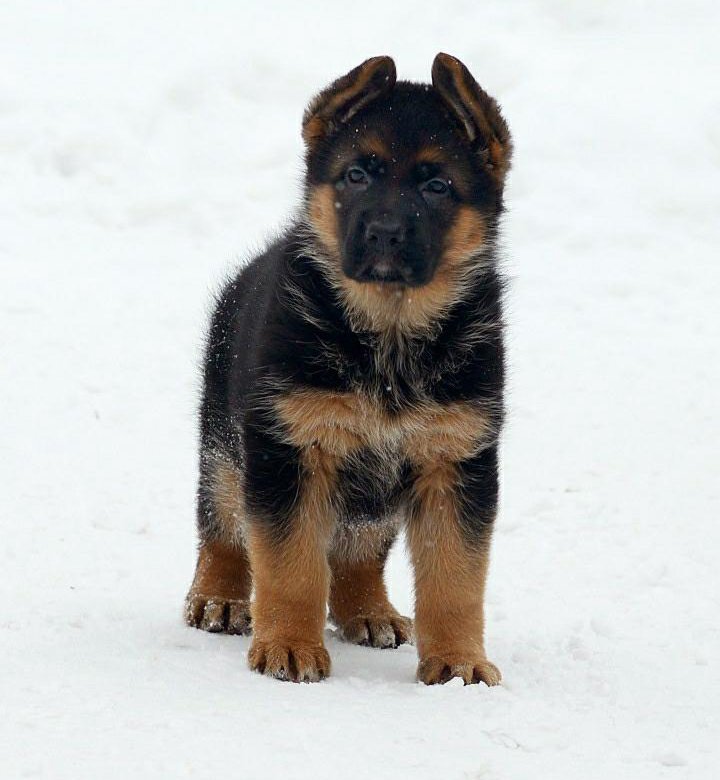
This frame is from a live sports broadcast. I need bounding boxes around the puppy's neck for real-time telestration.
[299,223,485,342]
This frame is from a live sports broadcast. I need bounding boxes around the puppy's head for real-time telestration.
[302,54,512,330]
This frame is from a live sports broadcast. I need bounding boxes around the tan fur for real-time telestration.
[209,455,246,547]
[443,205,487,267]
[185,540,253,634]
[307,185,487,335]
[275,388,372,456]
[337,272,456,336]
[302,114,328,149]
[403,400,496,464]
[415,145,448,165]
[413,147,471,198]
[308,183,341,257]
[185,454,254,632]
[329,552,412,648]
[406,461,500,685]
[323,136,391,182]
[246,445,337,682]
[276,387,496,462]
[358,134,391,160]
[329,554,391,624]
[187,540,252,602]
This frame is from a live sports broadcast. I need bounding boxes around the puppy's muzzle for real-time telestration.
[357,220,411,284]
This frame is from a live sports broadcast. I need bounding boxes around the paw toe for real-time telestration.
[390,615,414,646]
[184,594,252,635]
[291,646,331,682]
[340,614,413,649]
[264,646,291,681]
[417,655,501,686]
[474,659,501,686]
[227,602,253,635]
[367,619,396,648]
[199,600,226,632]
[248,639,330,683]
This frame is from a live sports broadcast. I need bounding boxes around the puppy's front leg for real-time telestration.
[247,445,336,683]
[407,446,501,686]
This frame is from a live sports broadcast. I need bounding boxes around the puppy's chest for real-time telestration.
[275,386,494,470]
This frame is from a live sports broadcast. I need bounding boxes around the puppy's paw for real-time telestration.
[417,654,501,686]
[184,594,252,635]
[338,613,413,649]
[248,638,331,683]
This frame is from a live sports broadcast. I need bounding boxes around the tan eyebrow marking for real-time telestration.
[414,147,471,197]
[415,146,449,165]
[327,133,391,180]
[357,134,391,159]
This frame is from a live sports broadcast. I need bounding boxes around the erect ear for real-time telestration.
[431,53,513,184]
[302,56,396,149]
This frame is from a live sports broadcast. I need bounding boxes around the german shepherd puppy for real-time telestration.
[185,53,512,685]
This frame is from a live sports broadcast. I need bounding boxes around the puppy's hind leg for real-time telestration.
[329,527,412,649]
[185,454,252,635]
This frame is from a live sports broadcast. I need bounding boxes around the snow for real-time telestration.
[2,1,719,778]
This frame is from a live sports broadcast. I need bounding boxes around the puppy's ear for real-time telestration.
[432,53,512,184]
[302,56,396,149]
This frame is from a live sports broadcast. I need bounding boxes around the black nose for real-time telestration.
[365,220,405,254]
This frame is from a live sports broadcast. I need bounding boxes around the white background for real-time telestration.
[2,1,718,778]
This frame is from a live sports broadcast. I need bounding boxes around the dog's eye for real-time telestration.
[346,167,369,186]
[423,178,449,195]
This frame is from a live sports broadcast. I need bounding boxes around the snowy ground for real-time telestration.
[2,2,719,778]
